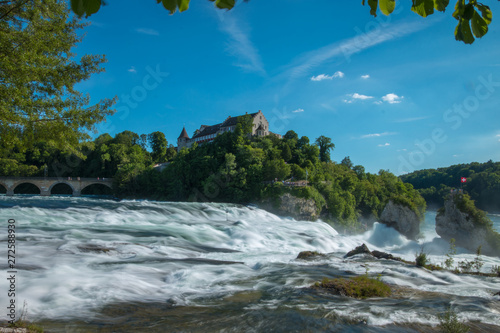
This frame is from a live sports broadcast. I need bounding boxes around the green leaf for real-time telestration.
[368,0,378,17]
[411,0,435,17]
[455,18,464,41]
[214,0,236,10]
[84,0,101,17]
[475,4,492,25]
[379,0,395,16]
[463,3,474,20]
[71,0,85,17]
[452,0,465,20]
[471,9,488,38]
[177,0,190,12]
[433,0,449,12]
[455,18,474,44]
[70,0,101,18]
[161,0,177,14]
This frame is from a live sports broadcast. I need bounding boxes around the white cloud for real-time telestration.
[311,71,344,81]
[361,132,396,139]
[135,28,160,36]
[352,93,373,100]
[311,74,332,81]
[397,149,407,152]
[219,15,265,75]
[378,143,390,147]
[361,74,370,79]
[382,93,403,104]
[497,134,500,141]
[334,71,345,78]
[292,108,304,113]
[128,66,137,73]
[344,93,373,103]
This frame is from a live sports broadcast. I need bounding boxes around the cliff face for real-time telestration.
[379,200,421,240]
[260,193,319,221]
[436,195,499,256]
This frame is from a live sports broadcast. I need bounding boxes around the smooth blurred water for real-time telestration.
[0,196,499,332]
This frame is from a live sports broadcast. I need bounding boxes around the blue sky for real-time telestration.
[75,0,500,175]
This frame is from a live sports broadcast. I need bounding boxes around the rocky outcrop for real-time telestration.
[436,195,500,257]
[379,200,421,240]
[344,243,371,258]
[344,243,404,262]
[260,193,319,221]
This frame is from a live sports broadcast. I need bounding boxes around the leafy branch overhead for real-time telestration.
[70,0,493,43]
[70,0,238,16]
[362,0,493,44]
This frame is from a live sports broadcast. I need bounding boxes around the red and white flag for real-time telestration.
[461,177,467,183]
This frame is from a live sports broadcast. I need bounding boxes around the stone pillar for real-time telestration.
[73,190,81,197]
[6,188,14,196]
[40,187,50,196]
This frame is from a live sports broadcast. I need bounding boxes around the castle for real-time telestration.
[177,110,281,151]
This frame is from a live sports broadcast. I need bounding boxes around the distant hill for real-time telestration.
[400,160,500,213]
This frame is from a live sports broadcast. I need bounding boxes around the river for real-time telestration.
[1,196,499,332]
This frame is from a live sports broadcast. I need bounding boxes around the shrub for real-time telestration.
[473,246,484,273]
[415,249,429,267]
[444,238,456,269]
[437,308,469,333]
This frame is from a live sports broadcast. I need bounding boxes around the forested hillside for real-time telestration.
[401,161,500,212]
[0,116,425,229]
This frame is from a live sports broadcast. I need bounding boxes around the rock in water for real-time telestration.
[296,251,325,260]
[379,200,421,240]
[435,194,500,257]
[344,243,371,258]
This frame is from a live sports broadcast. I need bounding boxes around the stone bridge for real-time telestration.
[0,177,113,197]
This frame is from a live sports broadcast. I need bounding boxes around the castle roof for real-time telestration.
[191,123,222,139]
[178,127,190,139]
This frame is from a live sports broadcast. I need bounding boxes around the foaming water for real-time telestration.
[0,196,499,331]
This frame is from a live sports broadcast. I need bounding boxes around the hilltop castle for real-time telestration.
[177,110,281,151]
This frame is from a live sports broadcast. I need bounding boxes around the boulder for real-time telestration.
[296,251,325,260]
[379,200,420,240]
[344,243,371,258]
[344,244,404,262]
[436,195,500,257]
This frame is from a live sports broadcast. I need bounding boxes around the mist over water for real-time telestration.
[1,196,499,331]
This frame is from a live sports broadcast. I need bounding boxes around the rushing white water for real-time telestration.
[0,196,499,330]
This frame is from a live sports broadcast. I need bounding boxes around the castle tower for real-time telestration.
[177,127,190,151]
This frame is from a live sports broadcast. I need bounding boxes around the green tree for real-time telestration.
[315,135,335,163]
[281,143,292,162]
[341,156,353,169]
[148,131,168,163]
[0,0,115,154]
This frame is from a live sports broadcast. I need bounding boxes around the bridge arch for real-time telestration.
[0,183,6,194]
[81,182,113,195]
[13,182,41,195]
[81,182,112,191]
[50,182,75,195]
